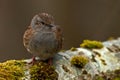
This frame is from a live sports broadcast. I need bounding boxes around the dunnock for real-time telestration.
[23,13,63,64]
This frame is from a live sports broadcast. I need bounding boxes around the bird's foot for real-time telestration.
[47,58,53,65]
[28,56,36,65]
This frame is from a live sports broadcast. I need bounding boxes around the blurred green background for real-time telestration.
[0,0,120,61]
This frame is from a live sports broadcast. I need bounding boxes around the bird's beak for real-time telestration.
[48,24,54,27]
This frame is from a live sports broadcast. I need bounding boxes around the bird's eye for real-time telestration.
[35,21,40,25]
[48,24,53,27]
[41,21,45,25]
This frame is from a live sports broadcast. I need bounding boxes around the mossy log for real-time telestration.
[0,38,120,80]
[53,38,120,80]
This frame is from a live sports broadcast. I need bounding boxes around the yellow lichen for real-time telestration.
[0,60,25,80]
[108,37,115,40]
[30,62,58,80]
[95,76,104,80]
[70,47,77,51]
[80,40,103,49]
[60,50,66,52]
[113,77,120,80]
[70,55,89,68]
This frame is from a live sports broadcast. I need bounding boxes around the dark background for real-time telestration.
[0,0,120,61]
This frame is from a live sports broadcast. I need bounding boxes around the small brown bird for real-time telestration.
[23,13,63,64]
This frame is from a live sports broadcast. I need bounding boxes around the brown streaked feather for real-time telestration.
[53,26,63,50]
[23,26,35,49]
[38,13,54,24]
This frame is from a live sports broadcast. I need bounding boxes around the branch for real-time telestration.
[0,38,120,80]
[53,38,120,80]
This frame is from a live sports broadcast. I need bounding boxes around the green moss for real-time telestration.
[60,50,66,52]
[30,62,58,80]
[94,76,105,80]
[70,55,89,68]
[80,40,103,49]
[113,77,120,80]
[93,69,120,80]
[70,47,77,51]
[108,37,115,40]
[0,60,25,80]
[95,76,104,80]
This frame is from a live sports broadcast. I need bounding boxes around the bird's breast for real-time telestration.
[28,31,58,54]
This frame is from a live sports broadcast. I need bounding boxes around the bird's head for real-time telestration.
[30,13,54,29]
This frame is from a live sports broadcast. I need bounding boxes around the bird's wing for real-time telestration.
[54,25,64,50]
[23,26,35,49]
